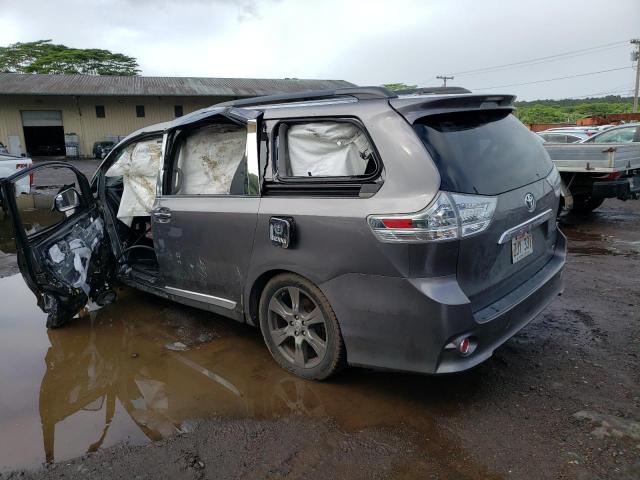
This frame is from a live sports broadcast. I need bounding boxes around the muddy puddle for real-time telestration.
[561,204,640,257]
[0,273,482,474]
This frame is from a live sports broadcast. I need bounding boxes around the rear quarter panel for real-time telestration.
[245,100,447,314]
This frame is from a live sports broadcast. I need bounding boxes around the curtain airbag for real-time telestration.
[286,123,372,177]
[175,126,246,195]
[106,138,162,226]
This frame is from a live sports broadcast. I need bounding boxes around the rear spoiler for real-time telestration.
[390,94,516,123]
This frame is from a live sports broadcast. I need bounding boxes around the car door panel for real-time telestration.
[153,196,260,309]
[0,162,114,327]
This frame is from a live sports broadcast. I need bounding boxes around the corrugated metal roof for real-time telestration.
[0,73,354,97]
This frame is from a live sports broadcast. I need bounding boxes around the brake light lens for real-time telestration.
[452,193,497,237]
[368,191,497,243]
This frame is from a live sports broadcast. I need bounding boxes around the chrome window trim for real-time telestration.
[246,118,260,195]
[164,286,237,310]
[497,209,554,245]
[156,132,168,197]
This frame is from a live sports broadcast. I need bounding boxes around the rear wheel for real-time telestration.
[259,273,345,380]
[572,194,604,214]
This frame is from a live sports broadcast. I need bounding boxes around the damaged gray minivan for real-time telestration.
[0,86,566,380]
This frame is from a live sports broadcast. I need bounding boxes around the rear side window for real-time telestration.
[413,111,553,195]
[275,121,377,179]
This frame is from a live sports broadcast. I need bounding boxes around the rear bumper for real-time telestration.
[593,175,640,200]
[321,231,566,375]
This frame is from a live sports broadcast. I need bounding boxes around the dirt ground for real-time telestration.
[0,190,638,479]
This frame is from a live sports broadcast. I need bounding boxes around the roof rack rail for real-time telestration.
[396,86,471,95]
[218,86,396,108]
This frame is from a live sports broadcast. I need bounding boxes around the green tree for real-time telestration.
[0,39,140,76]
[383,83,418,91]
[514,97,634,124]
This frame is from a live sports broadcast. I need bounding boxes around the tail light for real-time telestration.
[368,191,497,243]
[15,163,33,186]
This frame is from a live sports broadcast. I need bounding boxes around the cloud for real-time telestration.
[0,0,638,100]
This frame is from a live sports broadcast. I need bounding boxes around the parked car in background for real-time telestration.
[545,126,599,136]
[0,86,566,381]
[538,131,589,143]
[545,132,640,212]
[0,154,32,210]
[92,141,116,159]
[580,123,640,143]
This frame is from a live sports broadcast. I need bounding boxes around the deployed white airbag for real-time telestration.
[175,125,246,195]
[106,138,163,226]
[286,122,372,177]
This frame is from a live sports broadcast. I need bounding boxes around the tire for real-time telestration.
[259,273,346,380]
[572,195,605,214]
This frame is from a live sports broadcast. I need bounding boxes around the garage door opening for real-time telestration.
[21,111,65,157]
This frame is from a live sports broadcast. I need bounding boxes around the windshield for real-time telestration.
[586,125,638,143]
[413,111,553,195]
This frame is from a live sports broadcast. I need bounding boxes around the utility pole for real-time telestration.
[436,75,454,87]
[632,39,640,113]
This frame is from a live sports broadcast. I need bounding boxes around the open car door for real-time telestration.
[0,162,114,328]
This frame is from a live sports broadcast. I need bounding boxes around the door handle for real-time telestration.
[152,207,172,223]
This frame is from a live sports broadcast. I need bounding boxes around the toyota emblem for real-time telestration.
[524,193,536,212]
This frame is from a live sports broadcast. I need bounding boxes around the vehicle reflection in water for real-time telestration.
[0,272,473,473]
[36,289,329,466]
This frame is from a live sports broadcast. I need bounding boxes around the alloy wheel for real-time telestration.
[267,286,328,369]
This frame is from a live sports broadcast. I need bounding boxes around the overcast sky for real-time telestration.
[0,0,638,101]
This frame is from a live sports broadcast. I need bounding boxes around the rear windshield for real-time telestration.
[413,111,553,195]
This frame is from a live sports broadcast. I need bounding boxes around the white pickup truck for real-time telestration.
[544,142,640,213]
[0,154,33,197]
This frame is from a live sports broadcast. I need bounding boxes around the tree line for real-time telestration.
[0,39,139,76]
[514,96,635,125]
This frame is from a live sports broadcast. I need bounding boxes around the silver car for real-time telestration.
[538,131,590,143]
[580,123,640,143]
[0,87,566,380]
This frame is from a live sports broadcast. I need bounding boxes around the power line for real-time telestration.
[451,41,628,77]
[471,66,632,91]
[454,44,626,78]
[416,39,630,85]
[569,87,635,99]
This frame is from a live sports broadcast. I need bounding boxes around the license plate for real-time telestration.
[511,232,533,263]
